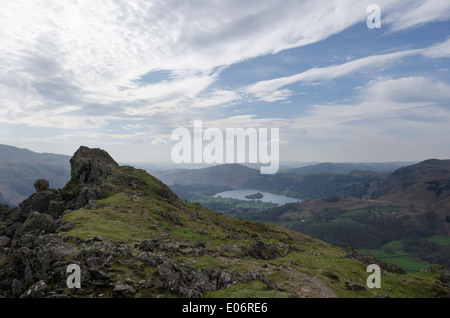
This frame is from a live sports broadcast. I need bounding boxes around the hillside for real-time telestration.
[0,144,71,206]
[155,163,389,201]
[287,162,411,175]
[251,160,450,271]
[1,146,448,298]
[153,164,259,188]
[381,159,450,216]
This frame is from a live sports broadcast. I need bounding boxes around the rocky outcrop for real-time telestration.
[2,146,273,298]
[153,257,277,298]
[0,146,181,298]
[69,146,119,187]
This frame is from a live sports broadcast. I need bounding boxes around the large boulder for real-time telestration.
[16,212,56,236]
[245,240,280,260]
[34,179,50,192]
[69,146,119,186]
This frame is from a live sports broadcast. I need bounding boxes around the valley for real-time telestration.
[154,161,450,272]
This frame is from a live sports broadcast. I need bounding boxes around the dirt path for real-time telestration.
[280,267,338,298]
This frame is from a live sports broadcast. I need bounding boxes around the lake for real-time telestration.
[214,189,302,205]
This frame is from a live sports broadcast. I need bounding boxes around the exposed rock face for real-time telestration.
[70,146,119,186]
[0,147,135,296]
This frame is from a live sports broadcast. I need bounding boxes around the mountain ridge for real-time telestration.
[1,146,448,298]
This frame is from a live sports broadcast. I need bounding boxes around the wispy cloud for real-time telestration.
[0,0,449,162]
[385,0,450,32]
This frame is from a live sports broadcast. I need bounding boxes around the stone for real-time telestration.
[112,283,136,298]
[245,240,280,260]
[47,201,64,219]
[70,146,119,186]
[20,280,48,298]
[34,179,50,192]
[0,235,11,248]
[157,211,183,226]
[323,269,339,281]
[345,281,366,291]
[17,212,56,236]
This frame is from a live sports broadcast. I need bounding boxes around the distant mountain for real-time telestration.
[0,144,71,206]
[155,163,388,201]
[287,162,413,175]
[153,163,259,188]
[0,192,9,205]
[380,159,450,217]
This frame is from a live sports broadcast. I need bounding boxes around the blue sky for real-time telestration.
[0,0,449,165]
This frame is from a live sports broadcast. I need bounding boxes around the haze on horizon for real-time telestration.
[0,1,449,165]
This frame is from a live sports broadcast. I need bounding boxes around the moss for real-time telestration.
[205,281,291,298]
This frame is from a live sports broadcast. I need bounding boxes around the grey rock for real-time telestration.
[17,212,56,236]
[0,235,11,248]
[112,283,136,298]
[34,179,50,192]
[157,211,183,226]
[70,146,118,186]
[345,281,366,291]
[20,280,47,298]
[245,240,280,260]
[47,201,64,219]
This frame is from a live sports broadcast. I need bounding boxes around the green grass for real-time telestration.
[205,281,291,298]
[63,193,166,242]
[426,234,450,245]
[361,240,430,273]
[59,187,446,298]
[196,197,277,211]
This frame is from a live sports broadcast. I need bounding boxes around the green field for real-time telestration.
[331,208,368,223]
[359,240,430,273]
[426,234,450,245]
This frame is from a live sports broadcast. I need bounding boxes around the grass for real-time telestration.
[196,197,278,213]
[63,193,166,242]
[59,187,446,298]
[426,234,450,245]
[360,240,430,273]
[331,209,368,224]
[205,281,291,298]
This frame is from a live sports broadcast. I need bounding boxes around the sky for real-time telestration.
[0,0,449,167]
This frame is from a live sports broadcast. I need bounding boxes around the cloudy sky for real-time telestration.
[0,0,449,166]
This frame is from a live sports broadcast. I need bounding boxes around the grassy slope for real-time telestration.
[60,169,446,298]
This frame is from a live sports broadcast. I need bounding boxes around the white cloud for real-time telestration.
[277,76,450,161]
[1,0,450,162]
[245,50,420,97]
[385,0,450,32]
[422,38,450,58]
[0,0,399,127]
